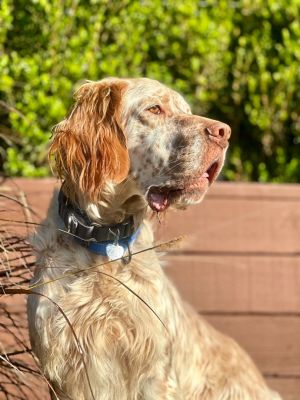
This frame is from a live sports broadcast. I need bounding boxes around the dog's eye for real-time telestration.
[147,105,162,115]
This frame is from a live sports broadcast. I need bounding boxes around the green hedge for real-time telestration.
[1,0,300,182]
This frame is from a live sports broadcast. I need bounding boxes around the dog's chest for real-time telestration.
[37,262,170,362]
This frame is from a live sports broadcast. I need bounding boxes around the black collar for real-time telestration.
[58,189,136,243]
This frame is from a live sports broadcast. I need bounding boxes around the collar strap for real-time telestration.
[88,227,140,259]
[58,189,136,243]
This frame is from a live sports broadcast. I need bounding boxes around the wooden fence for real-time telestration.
[1,178,300,399]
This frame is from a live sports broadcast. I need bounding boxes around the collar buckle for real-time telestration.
[66,212,78,234]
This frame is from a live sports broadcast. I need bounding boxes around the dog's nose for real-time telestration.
[204,121,231,143]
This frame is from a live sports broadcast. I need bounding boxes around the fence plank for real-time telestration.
[206,315,300,376]
[266,378,300,400]
[155,185,300,255]
[165,254,300,312]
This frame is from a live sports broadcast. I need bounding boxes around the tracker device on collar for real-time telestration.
[58,189,139,260]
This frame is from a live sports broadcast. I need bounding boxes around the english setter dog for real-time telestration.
[28,78,281,400]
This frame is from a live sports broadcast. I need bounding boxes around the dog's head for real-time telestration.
[50,78,230,212]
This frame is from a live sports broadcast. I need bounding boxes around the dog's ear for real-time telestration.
[49,79,130,201]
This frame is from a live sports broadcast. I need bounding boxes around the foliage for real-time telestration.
[0,0,299,182]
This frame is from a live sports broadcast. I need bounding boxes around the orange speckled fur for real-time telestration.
[28,78,281,400]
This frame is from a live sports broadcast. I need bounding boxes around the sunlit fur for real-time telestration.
[49,80,129,203]
[28,78,281,400]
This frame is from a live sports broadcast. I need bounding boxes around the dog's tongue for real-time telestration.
[148,190,169,212]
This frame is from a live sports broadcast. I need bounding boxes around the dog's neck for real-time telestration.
[61,179,148,229]
[57,180,151,260]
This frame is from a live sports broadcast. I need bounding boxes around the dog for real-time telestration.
[28,78,281,399]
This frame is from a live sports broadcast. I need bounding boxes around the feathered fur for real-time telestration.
[28,78,281,400]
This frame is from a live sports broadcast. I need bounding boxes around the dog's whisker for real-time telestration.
[154,159,188,178]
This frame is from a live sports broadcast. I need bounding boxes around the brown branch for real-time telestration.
[0,100,26,119]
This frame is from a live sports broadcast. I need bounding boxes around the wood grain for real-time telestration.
[206,315,300,376]
[266,378,300,400]
[165,254,300,313]
[155,184,300,255]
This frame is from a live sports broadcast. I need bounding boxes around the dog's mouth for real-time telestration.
[147,160,220,212]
